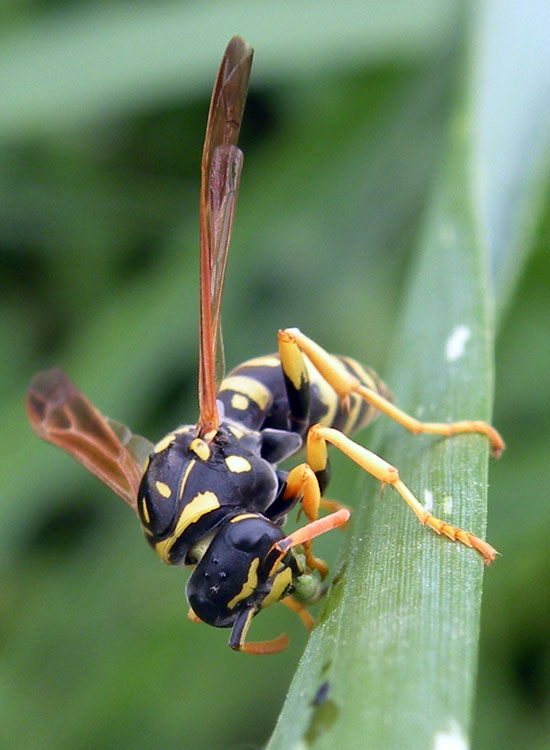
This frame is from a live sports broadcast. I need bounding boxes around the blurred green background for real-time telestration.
[1,2,548,748]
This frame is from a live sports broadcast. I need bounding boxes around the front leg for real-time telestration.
[281,463,328,577]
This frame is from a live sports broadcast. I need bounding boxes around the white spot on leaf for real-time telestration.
[423,489,434,512]
[433,724,468,750]
[445,325,471,362]
[442,495,453,515]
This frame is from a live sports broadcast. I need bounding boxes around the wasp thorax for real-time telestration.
[136,424,280,567]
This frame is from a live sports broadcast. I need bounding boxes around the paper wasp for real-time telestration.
[26,37,504,655]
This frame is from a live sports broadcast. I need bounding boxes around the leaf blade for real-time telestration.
[268,98,493,749]
[266,2,550,743]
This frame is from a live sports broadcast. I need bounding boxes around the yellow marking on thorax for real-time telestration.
[189,438,210,461]
[155,536,175,564]
[227,558,259,609]
[225,455,252,473]
[177,459,196,500]
[173,491,220,537]
[154,490,220,564]
[139,496,150,524]
[154,433,176,453]
[219,375,271,410]
[155,481,172,498]
[261,567,293,609]
[231,393,249,411]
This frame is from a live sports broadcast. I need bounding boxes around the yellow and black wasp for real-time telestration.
[26,37,504,655]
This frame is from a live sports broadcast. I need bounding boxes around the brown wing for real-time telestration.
[25,369,152,513]
[197,36,253,434]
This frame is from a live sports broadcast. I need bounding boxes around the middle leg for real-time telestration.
[305,424,497,564]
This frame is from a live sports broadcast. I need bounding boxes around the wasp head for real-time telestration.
[185,513,306,630]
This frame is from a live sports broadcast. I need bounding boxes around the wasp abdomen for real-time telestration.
[217,352,390,438]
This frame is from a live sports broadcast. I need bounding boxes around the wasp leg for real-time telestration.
[279,328,504,458]
[320,497,349,516]
[282,463,329,577]
[187,607,203,624]
[228,606,290,654]
[280,596,315,631]
[307,425,497,564]
[277,327,311,436]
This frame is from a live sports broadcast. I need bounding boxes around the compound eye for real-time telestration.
[227,516,284,555]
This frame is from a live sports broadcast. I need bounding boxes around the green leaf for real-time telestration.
[267,5,549,749]
[268,99,492,750]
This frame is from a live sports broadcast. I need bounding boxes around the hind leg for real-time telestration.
[278,328,504,458]
[305,425,497,564]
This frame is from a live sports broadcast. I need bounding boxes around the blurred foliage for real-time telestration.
[1,2,548,749]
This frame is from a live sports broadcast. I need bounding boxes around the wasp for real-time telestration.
[26,37,504,655]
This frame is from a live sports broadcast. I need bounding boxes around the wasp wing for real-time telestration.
[25,369,152,513]
[198,36,253,434]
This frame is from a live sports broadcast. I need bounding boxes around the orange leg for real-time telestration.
[187,607,203,624]
[306,425,497,564]
[320,497,349,517]
[281,596,315,631]
[282,463,330,577]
